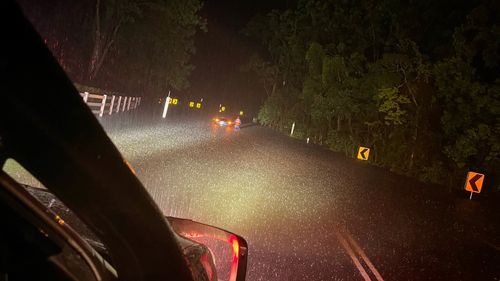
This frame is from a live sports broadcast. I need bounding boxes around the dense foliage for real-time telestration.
[244,0,499,190]
[19,0,205,96]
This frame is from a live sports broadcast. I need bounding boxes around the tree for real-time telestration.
[241,54,280,98]
[245,0,499,189]
[434,0,500,183]
[87,0,146,81]
[92,0,205,96]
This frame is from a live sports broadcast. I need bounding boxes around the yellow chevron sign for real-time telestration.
[357,147,370,160]
[465,172,485,193]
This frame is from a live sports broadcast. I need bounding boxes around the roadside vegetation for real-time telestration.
[18,0,205,97]
[243,0,499,191]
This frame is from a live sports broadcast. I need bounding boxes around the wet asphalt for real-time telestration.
[82,117,500,280]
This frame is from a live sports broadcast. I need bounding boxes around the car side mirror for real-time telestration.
[167,217,248,281]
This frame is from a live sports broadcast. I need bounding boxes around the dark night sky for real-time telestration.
[187,0,294,116]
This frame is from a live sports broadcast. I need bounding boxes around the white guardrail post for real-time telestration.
[116,96,122,113]
[122,97,127,112]
[109,95,115,115]
[99,95,107,117]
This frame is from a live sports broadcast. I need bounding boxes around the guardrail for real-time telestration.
[80,92,141,117]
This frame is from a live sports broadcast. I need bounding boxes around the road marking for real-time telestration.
[345,230,384,281]
[484,240,500,252]
[334,229,372,281]
[335,228,384,281]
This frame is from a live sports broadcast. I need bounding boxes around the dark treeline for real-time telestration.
[243,0,499,191]
[18,0,205,98]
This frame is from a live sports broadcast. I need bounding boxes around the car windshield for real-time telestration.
[5,0,500,280]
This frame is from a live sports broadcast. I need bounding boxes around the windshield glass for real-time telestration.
[9,0,500,280]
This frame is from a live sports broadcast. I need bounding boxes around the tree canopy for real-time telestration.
[244,0,500,190]
[19,0,205,97]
